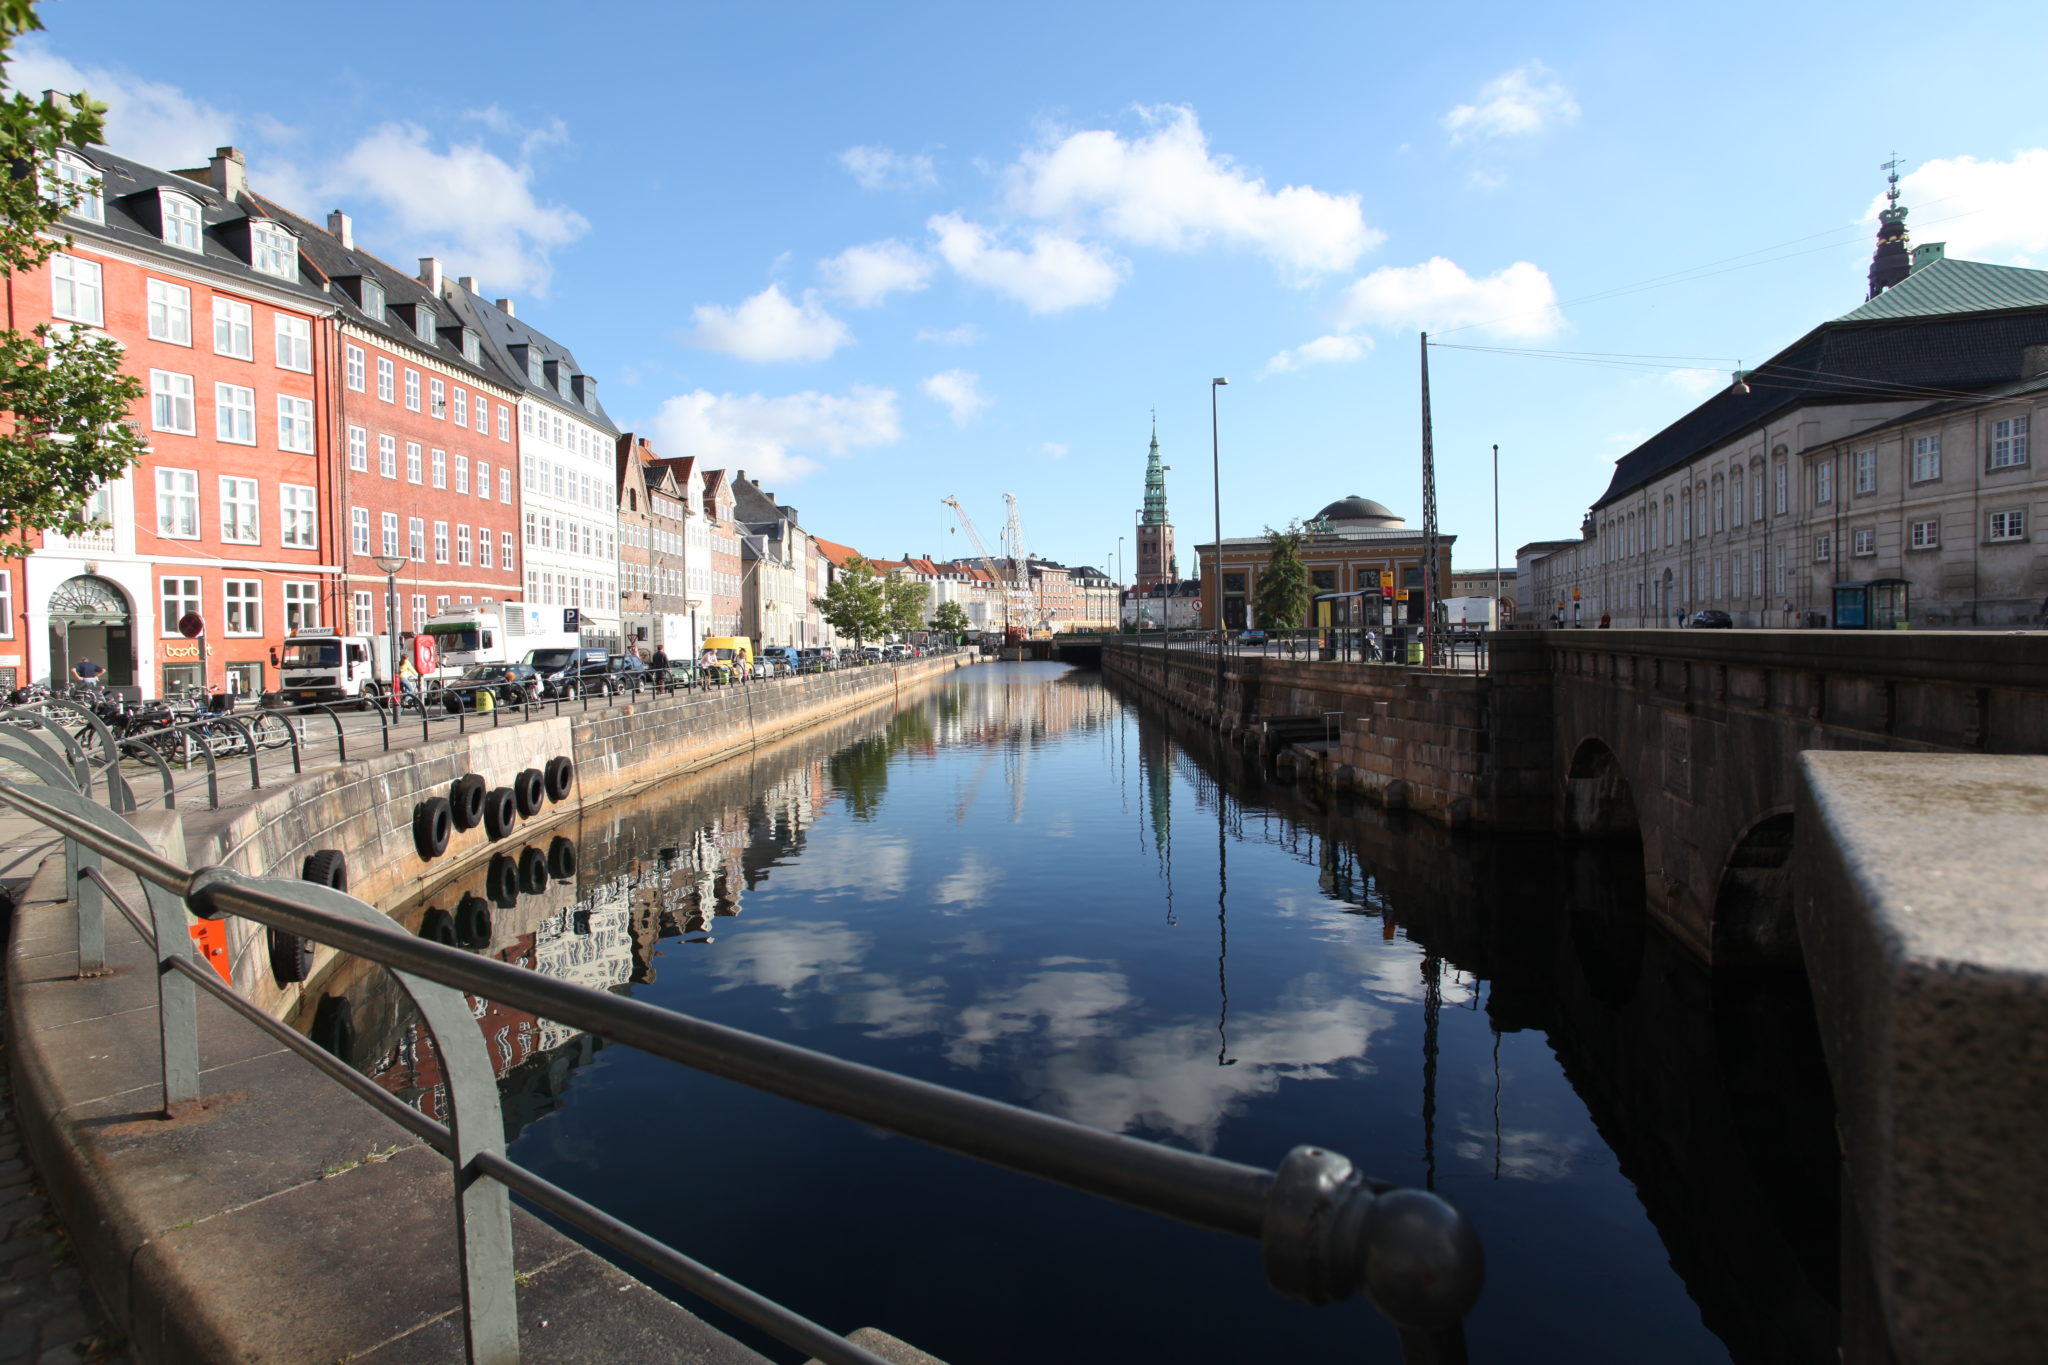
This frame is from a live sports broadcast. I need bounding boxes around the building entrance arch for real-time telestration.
[46,575,134,689]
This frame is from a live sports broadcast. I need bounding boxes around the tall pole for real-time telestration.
[1419,334,1440,670]
[1492,443,1501,629]
[1211,377,1228,721]
[385,573,400,681]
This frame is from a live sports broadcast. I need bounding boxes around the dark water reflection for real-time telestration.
[353,662,1835,1364]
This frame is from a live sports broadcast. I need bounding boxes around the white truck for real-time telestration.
[1441,595,1497,629]
[420,602,577,676]
[278,603,582,707]
[277,629,396,706]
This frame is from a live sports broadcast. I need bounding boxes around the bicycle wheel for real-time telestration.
[250,712,293,750]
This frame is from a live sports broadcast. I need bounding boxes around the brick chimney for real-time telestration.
[495,297,516,317]
[457,275,479,294]
[418,257,444,293]
[209,146,246,198]
[327,210,353,249]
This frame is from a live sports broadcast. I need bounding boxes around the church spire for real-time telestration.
[1141,411,1168,527]
[1868,155,1912,300]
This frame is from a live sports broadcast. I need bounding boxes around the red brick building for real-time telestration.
[700,470,742,640]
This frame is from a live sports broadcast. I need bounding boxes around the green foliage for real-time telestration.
[0,1,146,554]
[1254,521,1312,629]
[812,555,889,647]
[929,600,971,637]
[886,575,929,637]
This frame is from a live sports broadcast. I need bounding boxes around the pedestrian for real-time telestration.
[650,645,669,694]
[70,657,104,689]
[1598,612,1611,629]
[399,655,419,707]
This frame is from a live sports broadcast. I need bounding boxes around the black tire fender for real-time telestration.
[514,768,546,818]
[482,786,517,841]
[543,756,574,803]
[453,894,493,950]
[485,854,520,907]
[547,835,578,882]
[417,907,458,946]
[413,797,453,860]
[518,846,549,896]
[449,774,487,832]
[267,926,313,986]
[309,994,356,1059]
[300,849,348,892]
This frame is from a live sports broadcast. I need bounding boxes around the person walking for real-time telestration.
[650,645,670,694]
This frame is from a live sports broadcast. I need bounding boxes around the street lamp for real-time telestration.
[1211,377,1228,718]
[373,554,408,690]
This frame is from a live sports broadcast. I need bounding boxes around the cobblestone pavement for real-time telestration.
[0,894,127,1365]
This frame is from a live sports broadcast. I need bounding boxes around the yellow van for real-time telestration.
[700,636,755,682]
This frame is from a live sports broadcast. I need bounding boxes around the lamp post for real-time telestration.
[1117,535,1125,631]
[373,554,407,693]
[1211,377,1228,719]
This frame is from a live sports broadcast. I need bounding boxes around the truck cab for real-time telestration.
[279,629,387,706]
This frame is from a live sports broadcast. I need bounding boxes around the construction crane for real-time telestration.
[941,496,1029,642]
[1002,492,1048,637]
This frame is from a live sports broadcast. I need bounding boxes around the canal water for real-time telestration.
[357,661,1838,1364]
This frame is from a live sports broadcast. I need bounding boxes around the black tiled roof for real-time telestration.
[438,283,616,434]
[1595,307,2048,508]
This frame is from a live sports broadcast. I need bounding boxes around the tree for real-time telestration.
[1254,522,1311,629]
[812,555,889,648]
[0,1,147,554]
[886,576,929,637]
[929,600,971,638]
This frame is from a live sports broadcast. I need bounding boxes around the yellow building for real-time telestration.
[1192,496,1454,631]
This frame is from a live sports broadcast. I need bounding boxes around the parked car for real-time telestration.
[761,646,802,674]
[552,654,648,697]
[1689,610,1735,629]
[442,663,542,710]
[1239,630,1268,646]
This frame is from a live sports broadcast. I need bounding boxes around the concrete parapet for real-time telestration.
[1794,752,2048,1364]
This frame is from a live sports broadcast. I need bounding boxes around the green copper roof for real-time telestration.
[1837,256,2048,323]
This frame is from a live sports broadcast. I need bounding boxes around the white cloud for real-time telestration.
[688,284,851,363]
[819,239,934,307]
[1880,150,2048,266]
[1263,333,1372,376]
[1663,367,1725,399]
[1005,105,1379,280]
[10,40,234,171]
[328,122,587,296]
[922,369,990,427]
[928,212,1126,313]
[649,384,901,483]
[1335,257,1560,339]
[1039,442,1068,460]
[1443,61,1581,143]
[840,144,937,192]
[916,323,984,346]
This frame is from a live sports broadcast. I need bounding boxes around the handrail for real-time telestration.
[0,771,1484,1365]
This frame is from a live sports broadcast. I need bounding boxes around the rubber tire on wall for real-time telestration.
[301,849,349,892]
[547,836,578,881]
[454,894,493,950]
[310,995,356,1059]
[482,787,517,841]
[449,774,487,832]
[268,927,313,986]
[543,756,574,803]
[413,797,453,860]
[514,768,546,818]
[486,854,520,908]
[518,846,549,896]
[417,908,458,945]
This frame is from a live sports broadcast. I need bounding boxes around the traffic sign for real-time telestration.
[412,634,438,676]
[564,607,581,631]
[177,612,205,639]
[1192,599,1202,610]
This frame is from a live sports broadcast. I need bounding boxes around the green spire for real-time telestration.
[1140,413,1168,527]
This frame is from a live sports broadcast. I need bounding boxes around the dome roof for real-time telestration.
[1314,495,1403,528]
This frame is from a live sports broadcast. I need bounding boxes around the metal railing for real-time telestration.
[0,674,1483,1365]
[1106,629,1496,673]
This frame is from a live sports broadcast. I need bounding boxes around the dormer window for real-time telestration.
[250,221,297,280]
[47,152,102,223]
[460,328,480,364]
[361,278,385,324]
[526,352,544,386]
[161,191,203,252]
[413,306,437,344]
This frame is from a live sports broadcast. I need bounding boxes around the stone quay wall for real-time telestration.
[1100,638,1554,829]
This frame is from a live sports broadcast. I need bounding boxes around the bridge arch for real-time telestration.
[1712,809,1799,967]
[1564,736,1639,838]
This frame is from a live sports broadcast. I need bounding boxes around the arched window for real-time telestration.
[49,151,101,222]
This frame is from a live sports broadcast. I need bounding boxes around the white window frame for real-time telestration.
[283,580,320,631]
[408,517,425,561]
[345,343,366,392]
[160,577,201,636]
[431,449,447,489]
[1773,461,1788,516]
[156,468,200,539]
[383,513,402,558]
[351,507,370,555]
[1987,509,2026,542]
[146,279,192,345]
[498,407,510,442]
[351,590,374,634]
[404,369,421,411]
[150,370,196,435]
[250,221,298,281]
[1990,416,2030,470]
[412,595,427,634]
[50,253,103,326]
[480,530,494,569]
[379,434,397,479]
[218,475,260,544]
[1815,461,1833,504]
[276,395,315,453]
[414,307,437,345]
[430,377,446,418]
[160,192,203,252]
[223,579,262,636]
[280,483,316,549]
[434,521,450,564]
[1911,435,1942,483]
[347,425,368,472]
[376,356,396,403]
[1814,533,1831,562]
[406,442,423,484]
[1854,448,1877,494]
[455,455,469,495]
[501,531,514,572]
[499,468,512,503]
[215,383,256,445]
[274,315,312,372]
[49,151,102,222]
[1853,528,1875,557]
[477,460,492,501]
[1909,519,1939,550]
[361,278,385,324]
[453,388,467,427]
[457,524,472,566]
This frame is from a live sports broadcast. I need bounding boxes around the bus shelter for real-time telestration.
[1832,578,1910,629]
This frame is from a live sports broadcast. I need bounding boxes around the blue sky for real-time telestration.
[20,0,2048,575]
